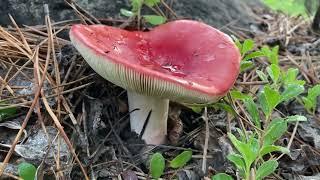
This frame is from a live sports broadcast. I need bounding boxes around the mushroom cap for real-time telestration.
[70,20,241,103]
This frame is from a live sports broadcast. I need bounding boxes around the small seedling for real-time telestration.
[120,0,166,25]
[149,150,193,179]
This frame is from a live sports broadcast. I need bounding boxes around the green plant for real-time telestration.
[221,39,309,180]
[18,162,37,180]
[262,0,318,17]
[181,37,316,179]
[301,84,320,114]
[120,0,166,25]
[149,150,192,179]
[211,173,233,180]
[232,37,279,73]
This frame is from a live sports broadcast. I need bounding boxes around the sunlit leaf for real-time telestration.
[170,150,192,169]
[150,153,165,179]
[143,15,166,25]
[18,162,37,180]
[241,39,254,55]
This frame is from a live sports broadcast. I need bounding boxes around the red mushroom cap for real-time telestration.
[70,20,241,103]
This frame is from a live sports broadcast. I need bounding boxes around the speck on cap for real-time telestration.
[70,20,241,103]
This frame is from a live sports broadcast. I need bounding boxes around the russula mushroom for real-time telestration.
[70,20,240,145]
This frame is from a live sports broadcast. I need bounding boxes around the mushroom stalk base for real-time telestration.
[128,91,169,145]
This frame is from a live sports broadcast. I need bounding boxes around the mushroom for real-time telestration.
[69,20,241,145]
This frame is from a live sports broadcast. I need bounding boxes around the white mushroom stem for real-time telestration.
[127,91,169,145]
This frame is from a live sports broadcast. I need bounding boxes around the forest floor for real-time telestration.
[0,1,319,180]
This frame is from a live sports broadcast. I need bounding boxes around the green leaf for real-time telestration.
[240,61,254,72]
[131,0,143,12]
[241,39,254,55]
[211,173,234,180]
[283,68,305,86]
[258,91,270,116]
[228,133,258,168]
[285,115,307,122]
[259,145,290,157]
[170,150,192,169]
[261,46,271,57]
[264,85,281,110]
[266,64,281,84]
[280,84,304,102]
[230,90,250,100]
[150,153,165,179]
[270,46,279,65]
[256,70,269,82]
[256,160,278,180]
[144,0,161,7]
[307,85,320,102]
[302,96,313,113]
[260,45,279,65]
[248,134,260,158]
[143,15,166,25]
[243,51,265,61]
[263,119,287,146]
[0,107,17,121]
[227,153,246,170]
[303,84,320,113]
[243,97,261,128]
[120,8,135,17]
[18,162,37,180]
